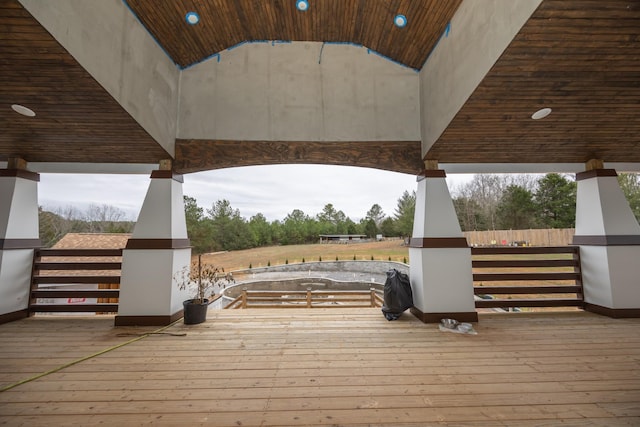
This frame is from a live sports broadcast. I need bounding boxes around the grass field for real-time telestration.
[199,239,409,272]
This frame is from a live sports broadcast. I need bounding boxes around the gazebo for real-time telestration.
[1,0,639,326]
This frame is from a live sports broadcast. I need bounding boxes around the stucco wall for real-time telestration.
[178,42,420,142]
[0,177,38,239]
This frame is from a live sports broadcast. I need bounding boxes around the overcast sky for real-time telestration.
[37,165,473,222]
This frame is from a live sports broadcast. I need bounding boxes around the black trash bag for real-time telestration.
[381,269,413,321]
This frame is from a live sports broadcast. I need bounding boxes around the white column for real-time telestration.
[573,169,640,317]
[408,170,477,323]
[0,168,40,324]
[116,171,191,326]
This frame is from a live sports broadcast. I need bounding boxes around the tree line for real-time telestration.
[184,192,416,254]
[38,173,640,251]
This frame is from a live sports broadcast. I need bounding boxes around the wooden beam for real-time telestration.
[585,159,604,171]
[159,159,172,171]
[36,249,123,257]
[423,159,439,170]
[174,140,424,175]
[474,285,583,295]
[32,275,121,285]
[473,272,581,282]
[475,298,583,308]
[7,157,27,170]
[31,289,120,299]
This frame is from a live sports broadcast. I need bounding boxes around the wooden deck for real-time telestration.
[1,309,639,426]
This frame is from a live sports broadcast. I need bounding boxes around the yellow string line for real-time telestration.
[0,319,182,393]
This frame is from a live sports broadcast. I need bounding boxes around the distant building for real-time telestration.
[53,233,130,250]
[319,234,367,244]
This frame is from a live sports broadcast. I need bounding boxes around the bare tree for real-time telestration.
[451,174,541,230]
[85,203,125,222]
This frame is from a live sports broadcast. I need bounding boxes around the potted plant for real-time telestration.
[174,254,234,324]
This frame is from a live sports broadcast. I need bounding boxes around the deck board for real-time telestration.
[1,309,639,426]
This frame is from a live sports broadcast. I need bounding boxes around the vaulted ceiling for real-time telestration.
[125,0,460,70]
[1,0,639,174]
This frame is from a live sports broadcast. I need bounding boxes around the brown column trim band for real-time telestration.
[115,310,184,326]
[410,307,479,324]
[125,238,191,249]
[0,169,40,181]
[416,169,447,182]
[572,235,640,246]
[575,169,618,181]
[584,303,640,319]
[0,238,41,249]
[0,309,29,325]
[409,237,469,248]
[150,170,184,183]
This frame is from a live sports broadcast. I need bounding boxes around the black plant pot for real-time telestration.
[183,299,209,325]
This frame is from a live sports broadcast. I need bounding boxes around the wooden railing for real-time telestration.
[224,288,384,309]
[472,246,583,310]
[27,246,583,313]
[30,248,122,314]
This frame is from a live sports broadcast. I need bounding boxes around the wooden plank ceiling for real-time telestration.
[0,0,170,165]
[124,0,460,70]
[427,0,640,164]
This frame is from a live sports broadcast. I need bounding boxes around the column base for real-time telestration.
[114,310,183,327]
[0,308,29,325]
[583,303,640,319]
[410,306,478,324]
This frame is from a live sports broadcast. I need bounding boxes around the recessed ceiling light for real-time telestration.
[296,0,309,11]
[531,107,552,120]
[394,14,407,28]
[11,104,36,117]
[185,11,200,25]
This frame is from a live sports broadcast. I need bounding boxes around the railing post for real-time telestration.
[573,247,584,307]
[28,249,41,315]
[242,287,247,309]
[370,288,376,307]
[306,288,312,308]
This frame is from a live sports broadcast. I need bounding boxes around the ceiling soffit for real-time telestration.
[427,0,640,164]
[0,0,170,165]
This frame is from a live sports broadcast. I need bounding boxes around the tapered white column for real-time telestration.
[409,170,477,323]
[0,164,41,324]
[573,168,640,317]
[116,170,191,326]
